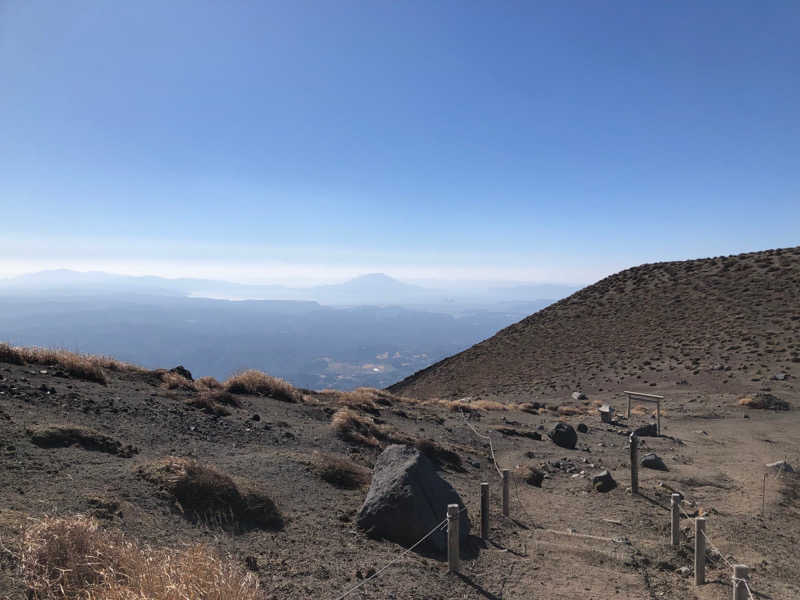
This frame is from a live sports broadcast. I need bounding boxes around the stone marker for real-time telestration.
[592,470,617,492]
[641,453,668,471]
[548,422,577,449]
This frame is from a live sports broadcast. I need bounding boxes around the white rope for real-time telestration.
[459,409,502,477]
[331,517,448,600]
[331,506,469,600]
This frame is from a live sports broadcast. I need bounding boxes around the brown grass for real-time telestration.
[557,405,586,416]
[19,515,262,600]
[414,439,464,471]
[137,458,282,531]
[184,395,232,416]
[161,371,197,391]
[223,370,300,403]
[330,408,410,447]
[0,344,148,385]
[195,376,223,391]
[330,408,381,446]
[311,452,370,489]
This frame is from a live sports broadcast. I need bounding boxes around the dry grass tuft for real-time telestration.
[330,408,381,446]
[195,376,223,391]
[514,465,544,487]
[161,371,197,391]
[184,395,232,416]
[19,515,262,600]
[137,458,282,531]
[330,408,410,447]
[311,452,370,489]
[414,439,464,471]
[223,370,300,403]
[0,344,147,385]
[738,393,790,411]
[557,405,585,416]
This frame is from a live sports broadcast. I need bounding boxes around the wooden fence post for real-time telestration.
[733,564,748,600]
[671,493,681,546]
[630,434,639,494]
[480,482,489,540]
[502,469,510,517]
[656,398,661,436]
[694,517,706,586]
[447,504,460,573]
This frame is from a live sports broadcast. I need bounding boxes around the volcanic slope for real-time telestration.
[389,246,800,403]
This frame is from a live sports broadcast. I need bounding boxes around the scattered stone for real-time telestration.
[641,453,668,471]
[766,460,794,474]
[676,566,691,577]
[577,423,588,434]
[548,422,577,450]
[772,373,787,381]
[592,470,616,493]
[572,391,587,401]
[251,413,261,421]
[245,556,259,572]
[356,445,470,554]
[739,392,790,411]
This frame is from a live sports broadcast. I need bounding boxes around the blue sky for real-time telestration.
[1,1,798,286]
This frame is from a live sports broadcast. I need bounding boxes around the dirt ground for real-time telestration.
[0,363,798,599]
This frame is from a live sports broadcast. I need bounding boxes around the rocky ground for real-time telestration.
[0,358,798,599]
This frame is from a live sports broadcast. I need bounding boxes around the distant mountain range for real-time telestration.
[0,269,579,390]
[0,270,579,312]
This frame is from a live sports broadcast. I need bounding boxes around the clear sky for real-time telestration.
[1,1,798,286]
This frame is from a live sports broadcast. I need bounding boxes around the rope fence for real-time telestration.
[328,407,792,599]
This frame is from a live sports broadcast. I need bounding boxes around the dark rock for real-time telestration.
[357,445,470,554]
[633,423,658,437]
[592,470,616,493]
[772,373,787,381]
[572,391,587,401]
[577,423,588,433]
[548,422,577,449]
[169,365,193,381]
[640,453,668,471]
[251,413,261,422]
[766,460,794,474]
[244,556,259,572]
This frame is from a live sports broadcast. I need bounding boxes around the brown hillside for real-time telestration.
[389,246,800,402]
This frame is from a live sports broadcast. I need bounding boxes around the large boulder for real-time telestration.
[356,445,470,553]
[548,422,577,449]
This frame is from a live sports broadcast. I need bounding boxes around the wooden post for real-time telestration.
[627,393,631,419]
[502,469,510,517]
[762,473,767,518]
[656,399,661,436]
[733,564,748,600]
[671,493,681,546]
[447,504,460,573]
[480,482,489,540]
[630,434,639,494]
[694,517,706,586]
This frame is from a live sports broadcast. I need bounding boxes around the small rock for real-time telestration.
[251,413,261,421]
[169,365,193,381]
[676,566,691,577]
[641,453,668,471]
[548,422,577,450]
[244,556,259,572]
[577,423,588,434]
[572,391,587,401]
[592,470,617,493]
[772,373,787,381]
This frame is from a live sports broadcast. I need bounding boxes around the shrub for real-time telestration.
[19,515,262,600]
[330,408,380,446]
[161,371,197,391]
[223,370,299,403]
[184,395,232,416]
[311,452,370,489]
[195,376,223,391]
[414,439,464,472]
[137,458,282,531]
